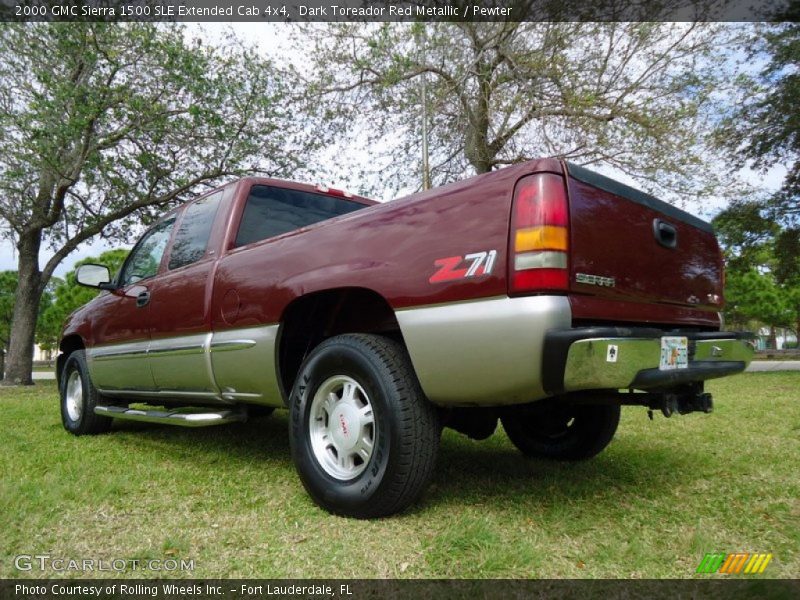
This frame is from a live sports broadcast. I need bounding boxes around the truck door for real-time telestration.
[89,217,176,391]
[146,191,223,398]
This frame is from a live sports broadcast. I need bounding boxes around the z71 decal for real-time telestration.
[429,250,497,283]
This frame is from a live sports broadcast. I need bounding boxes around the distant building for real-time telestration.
[755,328,798,351]
[33,344,54,363]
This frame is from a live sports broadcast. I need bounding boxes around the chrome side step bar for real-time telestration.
[94,405,247,427]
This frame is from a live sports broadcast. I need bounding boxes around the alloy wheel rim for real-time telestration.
[309,375,376,480]
[65,370,83,422]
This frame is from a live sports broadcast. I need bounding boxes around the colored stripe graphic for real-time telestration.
[755,554,772,573]
[696,553,726,574]
[698,553,772,574]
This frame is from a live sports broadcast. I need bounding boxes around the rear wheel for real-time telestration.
[60,350,113,436]
[501,401,620,460]
[289,334,440,518]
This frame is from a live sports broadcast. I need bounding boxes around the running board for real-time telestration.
[94,405,247,427]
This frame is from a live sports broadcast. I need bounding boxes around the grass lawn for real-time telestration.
[0,373,797,579]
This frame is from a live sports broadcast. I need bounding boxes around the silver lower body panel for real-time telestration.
[88,324,283,407]
[396,295,572,406]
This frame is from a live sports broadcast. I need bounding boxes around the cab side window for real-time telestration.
[168,192,223,270]
[234,186,365,248]
[118,218,176,287]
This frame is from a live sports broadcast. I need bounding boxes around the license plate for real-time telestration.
[659,336,688,370]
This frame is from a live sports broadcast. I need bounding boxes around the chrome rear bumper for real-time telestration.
[398,296,753,407]
[544,328,754,394]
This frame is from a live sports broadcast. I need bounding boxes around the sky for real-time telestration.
[0,22,788,278]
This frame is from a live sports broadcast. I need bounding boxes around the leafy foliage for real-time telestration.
[724,269,792,329]
[713,201,779,273]
[0,272,17,351]
[712,15,800,340]
[37,249,129,351]
[0,23,310,382]
[0,23,304,277]
[0,271,54,351]
[297,22,744,200]
[714,204,800,336]
[716,17,799,222]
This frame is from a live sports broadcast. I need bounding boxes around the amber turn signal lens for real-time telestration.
[515,226,568,252]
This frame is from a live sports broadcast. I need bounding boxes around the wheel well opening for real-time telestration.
[278,288,403,400]
[56,335,85,386]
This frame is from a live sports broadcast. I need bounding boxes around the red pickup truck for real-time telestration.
[58,159,752,518]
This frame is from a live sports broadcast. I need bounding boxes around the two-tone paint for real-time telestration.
[60,159,731,408]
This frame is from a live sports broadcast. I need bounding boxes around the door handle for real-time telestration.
[653,218,678,249]
[136,291,151,308]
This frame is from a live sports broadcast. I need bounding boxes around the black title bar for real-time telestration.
[3,579,800,600]
[1,0,796,23]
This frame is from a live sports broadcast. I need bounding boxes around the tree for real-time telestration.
[714,203,800,347]
[716,15,799,221]
[0,23,305,384]
[33,277,61,356]
[0,271,54,379]
[0,272,16,379]
[712,201,778,273]
[37,249,129,353]
[298,21,743,198]
[724,269,791,326]
[712,12,800,346]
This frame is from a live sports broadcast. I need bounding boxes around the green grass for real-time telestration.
[1,374,798,579]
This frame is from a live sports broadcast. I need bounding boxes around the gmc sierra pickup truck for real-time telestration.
[58,158,753,518]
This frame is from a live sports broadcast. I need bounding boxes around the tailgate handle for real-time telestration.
[653,219,678,249]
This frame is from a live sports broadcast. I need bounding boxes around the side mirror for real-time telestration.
[75,264,115,290]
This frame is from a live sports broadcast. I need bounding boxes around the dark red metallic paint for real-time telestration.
[566,176,722,327]
[209,162,553,331]
[61,158,723,354]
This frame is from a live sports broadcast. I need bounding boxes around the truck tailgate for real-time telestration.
[565,163,723,316]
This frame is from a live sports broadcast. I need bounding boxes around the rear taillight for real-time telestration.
[508,173,569,295]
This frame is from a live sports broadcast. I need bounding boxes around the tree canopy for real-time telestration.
[37,249,129,353]
[713,16,800,344]
[714,203,800,344]
[0,23,301,282]
[0,23,307,384]
[717,19,799,222]
[298,22,743,200]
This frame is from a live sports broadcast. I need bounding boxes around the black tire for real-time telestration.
[501,401,620,461]
[289,334,440,518]
[60,350,113,436]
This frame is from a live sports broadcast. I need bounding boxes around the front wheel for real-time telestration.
[289,334,440,518]
[501,401,620,461]
[60,350,113,436]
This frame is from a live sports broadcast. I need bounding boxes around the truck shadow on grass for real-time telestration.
[101,409,706,513]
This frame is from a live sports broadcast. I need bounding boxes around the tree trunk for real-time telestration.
[464,63,493,175]
[769,325,778,351]
[3,231,44,386]
[464,112,494,174]
[0,345,5,380]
